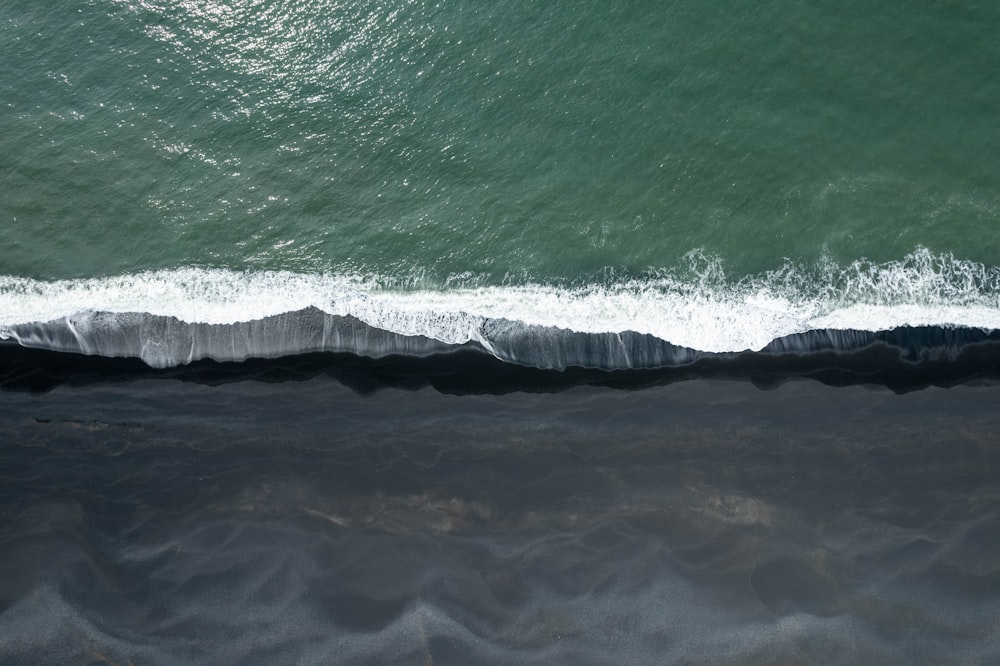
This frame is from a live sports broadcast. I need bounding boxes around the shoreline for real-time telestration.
[3,325,1000,394]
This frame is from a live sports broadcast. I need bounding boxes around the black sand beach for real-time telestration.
[1,349,999,664]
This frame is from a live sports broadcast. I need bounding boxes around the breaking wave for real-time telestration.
[1,248,998,369]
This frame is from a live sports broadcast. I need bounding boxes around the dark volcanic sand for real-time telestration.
[1,353,998,664]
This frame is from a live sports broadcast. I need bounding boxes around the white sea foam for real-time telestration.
[1,248,998,354]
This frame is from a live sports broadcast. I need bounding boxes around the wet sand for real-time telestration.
[1,351,999,664]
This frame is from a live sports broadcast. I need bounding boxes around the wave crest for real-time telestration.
[1,248,998,368]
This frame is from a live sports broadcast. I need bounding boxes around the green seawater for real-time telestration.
[2,0,999,284]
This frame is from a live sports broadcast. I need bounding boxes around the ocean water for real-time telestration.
[2,0,1000,365]
[2,1,1000,663]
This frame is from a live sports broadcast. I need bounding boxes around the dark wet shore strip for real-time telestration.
[2,329,1000,396]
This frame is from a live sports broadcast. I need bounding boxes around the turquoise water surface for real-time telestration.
[2,0,999,358]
